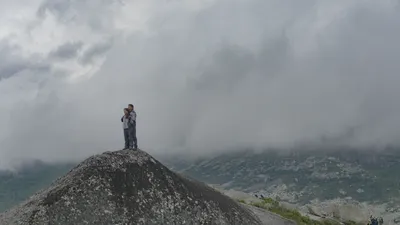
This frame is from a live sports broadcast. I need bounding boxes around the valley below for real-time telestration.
[161,148,400,224]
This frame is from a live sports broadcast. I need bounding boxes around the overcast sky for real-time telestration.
[1,0,400,169]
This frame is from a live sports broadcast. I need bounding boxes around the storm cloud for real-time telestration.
[1,0,400,169]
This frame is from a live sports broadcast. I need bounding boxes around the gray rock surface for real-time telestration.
[0,149,263,225]
[209,187,297,225]
[244,204,296,225]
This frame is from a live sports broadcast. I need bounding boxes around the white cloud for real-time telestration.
[1,0,400,169]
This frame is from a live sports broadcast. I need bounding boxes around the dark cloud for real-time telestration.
[0,43,51,81]
[79,40,113,65]
[0,43,24,80]
[192,45,255,92]
[37,0,124,31]
[37,0,71,18]
[0,63,27,80]
[48,41,83,60]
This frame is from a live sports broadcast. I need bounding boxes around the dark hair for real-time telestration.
[124,108,129,112]
[128,104,134,108]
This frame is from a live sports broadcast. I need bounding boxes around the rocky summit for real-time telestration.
[0,149,265,225]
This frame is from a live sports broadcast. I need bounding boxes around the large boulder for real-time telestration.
[0,149,263,225]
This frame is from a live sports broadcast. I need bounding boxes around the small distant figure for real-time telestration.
[368,215,380,225]
[379,217,384,225]
[127,104,138,149]
[121,108,134,150]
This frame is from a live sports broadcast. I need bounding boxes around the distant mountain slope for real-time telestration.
[162,148,400,205]
[0,162,75,212]
[160,148,400,223]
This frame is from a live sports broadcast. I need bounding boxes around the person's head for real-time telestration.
[128,104,134,112]
[124,108,129,115]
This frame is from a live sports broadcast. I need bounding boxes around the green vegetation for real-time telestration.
[238,198,363,225]
[237,199,246,204]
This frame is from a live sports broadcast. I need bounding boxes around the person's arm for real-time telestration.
[121,116,124,122]
[128,116,135,124]
[130,111,136,121]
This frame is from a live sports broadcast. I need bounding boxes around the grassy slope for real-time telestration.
[237,198,363,225]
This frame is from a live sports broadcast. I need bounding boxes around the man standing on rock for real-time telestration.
[121,108,133,150]
[127,104,138,150]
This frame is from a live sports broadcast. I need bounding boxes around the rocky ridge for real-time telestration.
[0,149,269,225]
